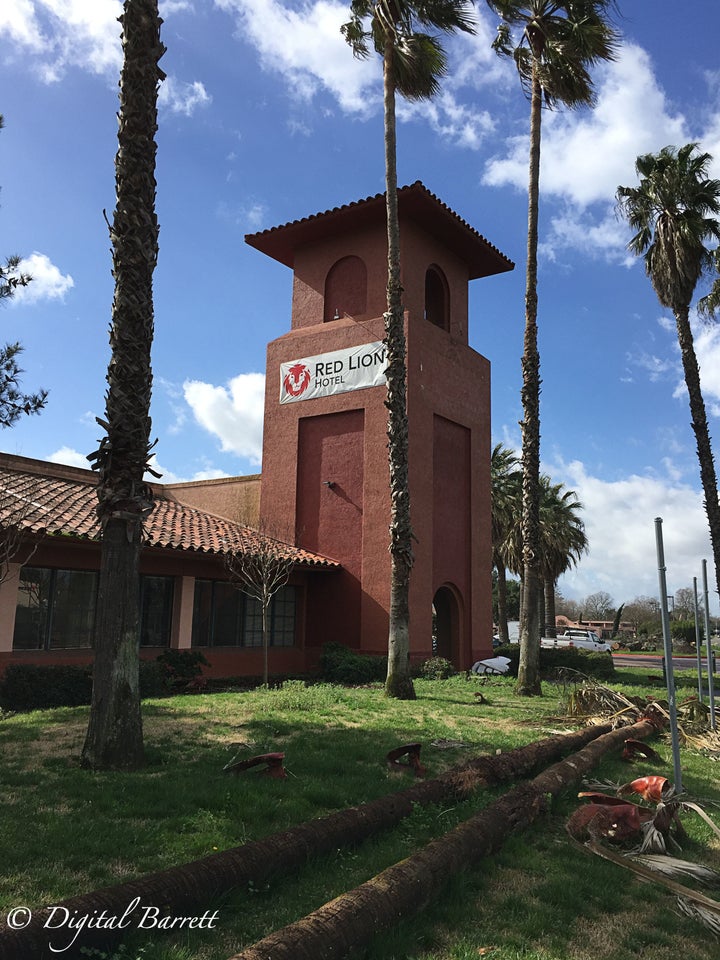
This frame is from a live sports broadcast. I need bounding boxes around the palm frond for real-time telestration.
[676,897,720,937]
[486,0,620,108]
[630,854,720,886]
[681,801,720,843]
[393,31,447,99]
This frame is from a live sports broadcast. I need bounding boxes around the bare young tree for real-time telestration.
[580,590,615,621]
[0,470,44,584]
[224,529,296,687]
[674,586,699,621]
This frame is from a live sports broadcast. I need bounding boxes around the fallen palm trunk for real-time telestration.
[0,726,608,960]
[229,718,657,960]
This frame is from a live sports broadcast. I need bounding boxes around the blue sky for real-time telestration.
[1,0,719,611]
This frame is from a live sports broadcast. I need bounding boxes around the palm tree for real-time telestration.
[699,249,720,318]
[538,476,587,637]
[81,0,165,770]
[491,442,522,643]
[617,143,720,606]
[486,0,619,695]
[343,1,474,699]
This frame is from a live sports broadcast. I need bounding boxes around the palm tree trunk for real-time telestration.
[0,729,608,960]
[230,718,657,960]
[81,0,164,770]
[383,37,415,700]
[675,306,720,605]
[495,557,509,643]
[545,578,557,638]
[517,67,543,696]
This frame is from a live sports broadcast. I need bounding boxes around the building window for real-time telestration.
[270,585,297,647]
[192,580,241,647]
[13,567,97,650]
[323,255,367,322]
[425,265,449,330]
[191,580,296,648]
[140,576,174,647]
[12,567,173,650]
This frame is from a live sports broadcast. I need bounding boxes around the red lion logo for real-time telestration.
[283,362,311,398]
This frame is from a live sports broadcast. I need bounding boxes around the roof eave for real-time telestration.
[245,181,514,280]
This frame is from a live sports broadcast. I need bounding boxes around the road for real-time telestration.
[612,653,716,672]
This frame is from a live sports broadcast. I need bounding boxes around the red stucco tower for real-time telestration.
[246,183,513,669]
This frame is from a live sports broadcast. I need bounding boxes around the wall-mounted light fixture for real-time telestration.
[323,480,336,489]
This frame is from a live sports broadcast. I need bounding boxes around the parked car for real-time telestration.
[471,655,511,675]
[540,629,612,653]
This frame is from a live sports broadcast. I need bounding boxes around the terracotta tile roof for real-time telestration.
[245,180,514,279]
[0,458,338,569]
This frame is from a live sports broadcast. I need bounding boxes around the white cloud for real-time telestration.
[159,76,211,116]
[1,0,209,116]
[399,90,494,151]
[551,458,718,611]
[48,446,91,469]
[484,44,687,207]
[480,43,720,262]
[694,322,720,402]
[216,199,267,231]
[146,458,228,484]
[0,0,124,82]
[540,207,629,263]
[214,0,499,146]
[214,0,377,114]
[46,445,230,485]
[10,252,74,305]
[397,23,502,149]
[184,372,265,464]
[0,0,47,52]
[159,0,194,14]
[622,311,720,418]
[629,350,677,384]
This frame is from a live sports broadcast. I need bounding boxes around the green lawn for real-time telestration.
[1,670,719,960]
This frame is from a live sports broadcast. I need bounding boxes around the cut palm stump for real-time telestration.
[386,743,426,777]
[224,753,286,779]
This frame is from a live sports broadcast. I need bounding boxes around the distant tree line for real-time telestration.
[554,587,711,637]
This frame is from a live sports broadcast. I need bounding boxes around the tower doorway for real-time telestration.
[432,585,461,664]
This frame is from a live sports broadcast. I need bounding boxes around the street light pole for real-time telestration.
[655,518,682,793]
[702,560,716,731]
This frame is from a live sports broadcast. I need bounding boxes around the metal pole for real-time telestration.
[655,518,682,792]
[693,576,703,703]
[702,560,716,730]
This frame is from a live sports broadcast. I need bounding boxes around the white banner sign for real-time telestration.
[279,341,387,404]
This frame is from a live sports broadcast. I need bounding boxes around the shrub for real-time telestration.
[318,642,387,685]
[420,656,455,680]
[0,663,92,712]
[156,649,210,690]
[671,620,703,646]
[139,659,170,698]
[0,657,177,712]
[493,644,615,681]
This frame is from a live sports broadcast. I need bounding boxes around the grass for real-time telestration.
[1,670,719,960]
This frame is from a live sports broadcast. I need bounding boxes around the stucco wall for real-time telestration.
[164,475,261,525]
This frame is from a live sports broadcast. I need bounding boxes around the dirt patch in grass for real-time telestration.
[567,905,718,960]
[486,865,544,907]
[2,717,86,765]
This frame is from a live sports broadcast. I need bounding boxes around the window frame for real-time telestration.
[12,566,174,651]
[191,580,297,649]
